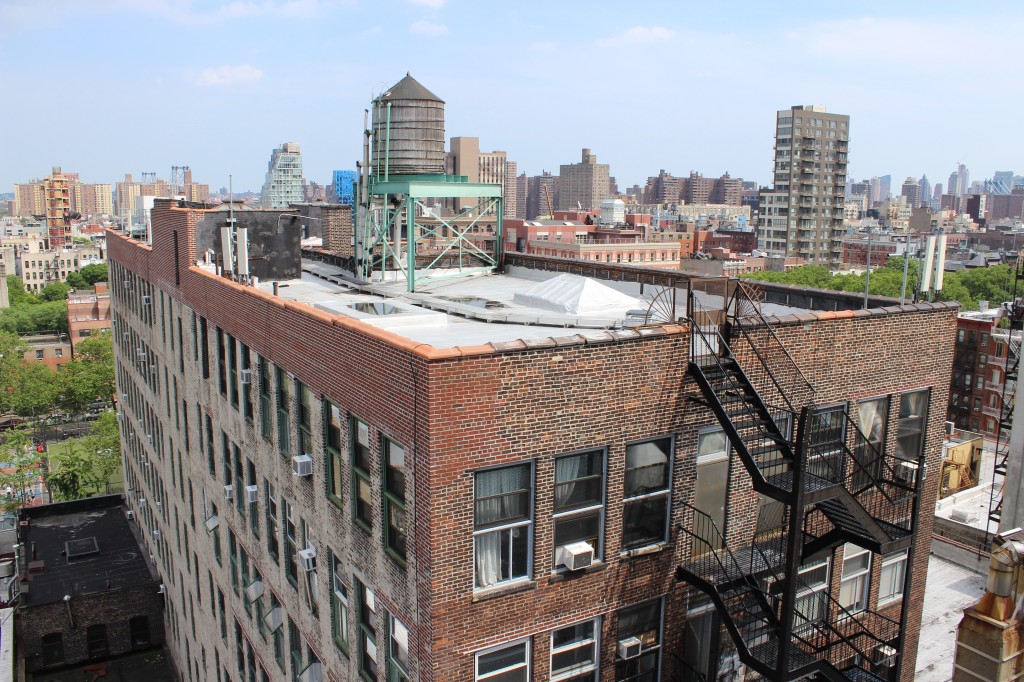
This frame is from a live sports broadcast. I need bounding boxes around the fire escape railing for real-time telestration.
[989,334,1021,524]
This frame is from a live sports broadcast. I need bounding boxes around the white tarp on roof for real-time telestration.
[512,273,641,315]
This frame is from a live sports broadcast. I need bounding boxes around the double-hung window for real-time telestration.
[553,449,604,566]
[324,400,344,508]
[384,438,408,562]
[551,618,599,681]
[839,543,871,614]
[806,403,847,483]
[241,344,253,421]
[330,551,350,653]
[352,417,373,531]
[276,367,291,457]
[615,598,663,682]
[357,581,379,680]
[476,639,530,682]
[474,463,532,589]
[878,550,908,606]
[284,500,298,587]
[794,558,830,634]
[266,480,280,562]
[387,611,411,681]
[259,357,272,441]
[297,381,313,458]
[854,397,889,489]
[896,390,929,466]
[623,438,672,550]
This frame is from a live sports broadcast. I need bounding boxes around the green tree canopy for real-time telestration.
[65,272,88,289]
[48,412,121,501]
[38,281,71,302]
[79,264,108,285]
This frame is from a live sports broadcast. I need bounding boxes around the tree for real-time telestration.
[65,271,88,289]
[0,426,44,512]
[79,264,108,285]
[38,281,71,302]
[6,276,36,306]
[9,361,57,417]
[74,334,115,401]
[47,412,121,501]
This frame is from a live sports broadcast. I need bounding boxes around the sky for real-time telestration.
[1,0,1021,194]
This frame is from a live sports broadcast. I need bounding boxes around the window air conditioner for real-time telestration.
[895,460,919,484]
[155,501,162,511]
[239,369,253,385]
[157,583,165,594]
[618,637,643,660]
[874,644,897,666]
[557,541,595,571]
[126,510,135,520]
[224,484,234,501]
[245,485,258,504]
[292,455,313,477]
[142,295,151,305]
[139,498,147,508]
[945,421,955,436]
[205,515,219,533]
[152,529,160,538]
[299,547,318,572]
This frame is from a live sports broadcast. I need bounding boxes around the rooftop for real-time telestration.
[20,495,156,606]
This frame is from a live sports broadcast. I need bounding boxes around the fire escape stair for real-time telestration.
[688,357,798,502]
[802,493,913,562]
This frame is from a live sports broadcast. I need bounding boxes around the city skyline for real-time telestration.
[2,1,1021,193]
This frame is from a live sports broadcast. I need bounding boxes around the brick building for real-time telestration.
[948,310,1021,438]
[15,495,166,675]
[67,283,112,355]
[108,198,954,682]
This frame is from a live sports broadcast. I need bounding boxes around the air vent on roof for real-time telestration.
[65,537,100,560]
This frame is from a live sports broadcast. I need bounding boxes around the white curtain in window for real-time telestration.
[475,532,501,587]
[554,454,588,509]
[627,442,668,491]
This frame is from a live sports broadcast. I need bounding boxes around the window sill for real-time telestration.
[877,596,903,609]
[548,560,608,583]
[619,542,670,559]
[472,580,537,603]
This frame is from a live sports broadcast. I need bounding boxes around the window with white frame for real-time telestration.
[878,550,908,605]
[895,390,929,462]
[616,598,662,681]
[474,463,532,589]
[794,557,830,633]
[550,618,599,681]
[839,544,871,613]
[476,639,530,682]
[622,438,672,550]
[329,552,349,652]
[553,449,604,566]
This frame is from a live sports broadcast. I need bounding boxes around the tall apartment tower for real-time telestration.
[445,137,509,214]
[260,142,305,209]
[43,167,72,249]
[758,105,849,263]
[558,148,610,211]
[901,177,921,208]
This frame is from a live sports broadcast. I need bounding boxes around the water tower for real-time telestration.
[354,74,504,292]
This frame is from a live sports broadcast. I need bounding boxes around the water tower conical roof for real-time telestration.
[379,73,444,103]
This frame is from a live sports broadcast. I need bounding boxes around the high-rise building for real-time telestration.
[901,177,921,208]
[332,170,358,204]
[43,167,72,249]
[683,172,714,205]
[558,148,610,211]
[757,105,849,262]
[526,172,559,219]
[948,163,970,197]
[504,161,518,219]
[515,171,528,219]
[879,175,892,202]
[710,173,743,205]
[14,175,113,219]
[260,142,304,209]
[919,175,931,207]
[644,170,683,205]
[444,137,510,215]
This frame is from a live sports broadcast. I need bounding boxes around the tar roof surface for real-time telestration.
[24,505,154,606]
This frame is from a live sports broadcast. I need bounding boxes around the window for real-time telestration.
[35,349,43,359]
[276,366,291,456]
[623,438,672,550]
[839,543,871,614]
[266,480,280,561]
[217,329,227,397]
[228,333,239,409]
[259,357,272,440]
[384,438,408,562]
[854,397,888,489]
[87,624,109,658]
[241,344,253,421]
[55,348,63,358]
[41,633,64,666]
[551,618,599,681]
[476,640,530,682]
[387,611,411,681]
[358,581,379,680]
[352,417,372,531]
[270,593,285,670]
[474,463,532,589]
[895,390,929,462]
[794,558,830,634]
[130,615,151,648]
[616,598,662,682]
[330,551,350,653]
[878,550,908,605]
[289,618,303,679]
[324,400,344,508]
[553,449,604,565]
[297,381,313,456]
[284,499,298,587]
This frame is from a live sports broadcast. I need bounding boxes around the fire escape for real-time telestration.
[675,282,919,682]
[987,254,1024,526]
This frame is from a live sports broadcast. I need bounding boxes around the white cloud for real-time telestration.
[409,19,448,37]
[406,0,444,8]
[189,64,265,86]
[596,25,674,48]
